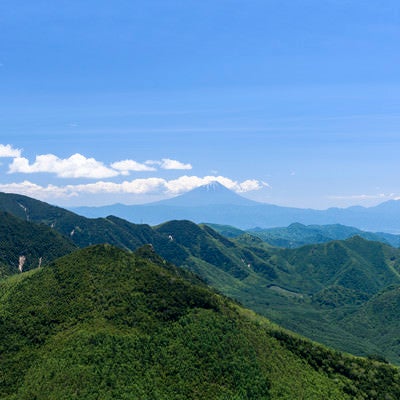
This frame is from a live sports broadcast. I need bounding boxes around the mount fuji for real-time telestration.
[71,182,400,232]
[149,181,259,207]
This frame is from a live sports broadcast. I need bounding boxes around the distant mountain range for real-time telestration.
[71,181,400,232]
[207,222,400,248]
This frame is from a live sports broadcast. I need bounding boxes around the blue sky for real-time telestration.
[0,1,399,209]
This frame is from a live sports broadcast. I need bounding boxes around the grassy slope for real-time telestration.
[1,245,400,399]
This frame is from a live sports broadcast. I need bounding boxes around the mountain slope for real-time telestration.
[143,220,400,363]
[1,245,400,399]
[150,222,400,362]
[0,192,163,250]
[281,236,400,295]
[0,211,77,277]
[338,285,400,358]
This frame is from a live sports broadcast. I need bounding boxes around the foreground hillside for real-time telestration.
[1,245,400,399]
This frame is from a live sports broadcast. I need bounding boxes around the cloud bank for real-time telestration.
[0,176,268,203]
[7,151,192,179]
[110,160,156,173]
[0,144,268,204]
[9,154,119,179]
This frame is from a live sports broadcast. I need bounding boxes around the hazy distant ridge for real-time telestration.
[72,182,400,233]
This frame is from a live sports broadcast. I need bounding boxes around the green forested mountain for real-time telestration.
[208,222,400,248]
[247,223,400,248]
[204,223,247,238]
[0,211,76,278]
[1,244,400,399]
[2,192,400,364]
[150,223,400,363]
[0,192,162,250]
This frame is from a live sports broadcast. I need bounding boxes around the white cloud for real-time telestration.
[69,178,166,194]
[146,158,192,170]
[164,175,268,194]
[8,153,119,179]
[0,180,75,200]
[119,178,166,194]
[6,150,193,178]
[235,179,269,192]
[0,176,267,202]
[0,144,21,158]
[161,158,192,170]
[164,175,211,194]
[111,159,156,173]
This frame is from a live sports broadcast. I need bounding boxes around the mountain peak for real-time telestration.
[203,181,226,191]
[152,182,259,207]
